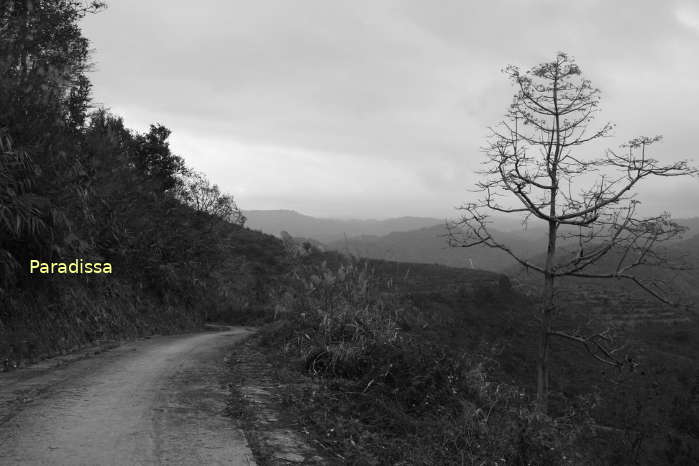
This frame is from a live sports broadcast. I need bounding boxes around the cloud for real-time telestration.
[82,0,699,218]
[675,4,699,34]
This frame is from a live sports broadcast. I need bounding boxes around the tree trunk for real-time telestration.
[536,66,560,414]
[536,220,558,414]
[536,273,554,413]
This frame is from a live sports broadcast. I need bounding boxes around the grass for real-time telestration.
[238,243,699,464]
[248,251,601,465]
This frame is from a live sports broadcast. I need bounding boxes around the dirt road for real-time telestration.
[0,327,257,465]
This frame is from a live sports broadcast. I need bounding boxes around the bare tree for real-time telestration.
[449,52,696,413]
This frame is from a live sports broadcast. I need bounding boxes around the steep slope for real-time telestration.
[0,223,288,368]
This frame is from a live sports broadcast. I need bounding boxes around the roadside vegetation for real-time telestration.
[243,242,698,465]
[251,247,589,464]
[0,1,285,366]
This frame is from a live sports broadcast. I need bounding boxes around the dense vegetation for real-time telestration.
[253,245,698,464]
[0,1,286,366]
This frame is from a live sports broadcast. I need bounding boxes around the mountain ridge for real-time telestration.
[243,209,446,243]
[245,210,699,273]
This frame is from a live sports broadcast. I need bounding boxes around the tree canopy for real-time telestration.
[0,1,278,325]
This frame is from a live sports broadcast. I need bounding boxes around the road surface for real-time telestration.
[0,327,257,465]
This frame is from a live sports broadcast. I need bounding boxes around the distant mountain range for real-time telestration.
[324,224,538,271]
[243,210,445,243]
[245,209,699,273]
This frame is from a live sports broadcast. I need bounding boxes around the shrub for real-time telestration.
[258,255,594,464]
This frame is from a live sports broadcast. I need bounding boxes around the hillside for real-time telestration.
[245,210,699,274]
[243,209,444,243]
[320,218,699,331]
[324,223,541,272]
[507,230,699,320]
[251,248,699,464]
[0,2,289,367]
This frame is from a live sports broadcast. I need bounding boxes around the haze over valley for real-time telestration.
[246,209,699,273]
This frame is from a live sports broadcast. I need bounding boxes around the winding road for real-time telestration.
[0,327,257,465]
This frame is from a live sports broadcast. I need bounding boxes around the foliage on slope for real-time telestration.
[0,1,287,367]
[249,240,699,464]
[252,247,600,465]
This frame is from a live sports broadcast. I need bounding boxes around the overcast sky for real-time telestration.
[81,0,699,219]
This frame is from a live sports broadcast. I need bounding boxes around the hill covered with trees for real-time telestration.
[0,1,286,367]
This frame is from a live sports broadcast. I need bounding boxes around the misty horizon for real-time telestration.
[244,208,699,223]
